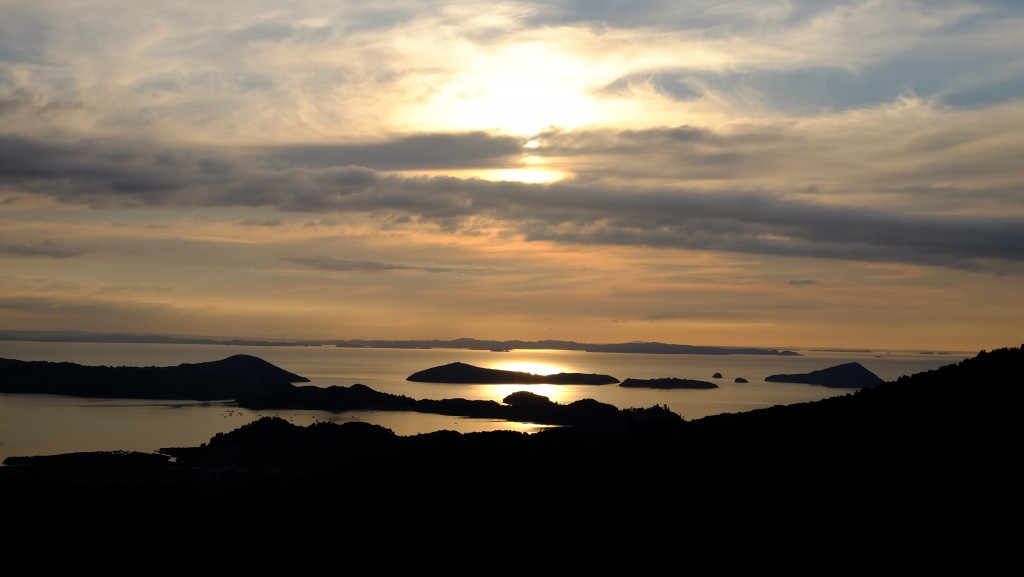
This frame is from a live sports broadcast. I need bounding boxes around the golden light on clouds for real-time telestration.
[476,167,567,184]
[2,2,1022,352]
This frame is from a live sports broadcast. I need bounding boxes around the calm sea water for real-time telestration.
[0,341,971,462]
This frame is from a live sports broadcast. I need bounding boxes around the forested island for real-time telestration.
[619,377,719,389]
[405,361,620,384]
[1,344,1019,557]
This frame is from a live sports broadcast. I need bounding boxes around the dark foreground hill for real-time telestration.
[1,345,1020,559]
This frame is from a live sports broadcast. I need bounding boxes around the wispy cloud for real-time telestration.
[284,255,475,274]
[2,0,1021,349]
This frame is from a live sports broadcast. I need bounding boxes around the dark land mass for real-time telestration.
[405,361,620,384]
[618,377,719,389]
[354,337,799,356]
[1,345,1020,560]
[0,329,800,356]
[0,355,670,429]
[0,329,325,347]
[583,341,800,355]
[765,361,885,388]
[0,354,308,399]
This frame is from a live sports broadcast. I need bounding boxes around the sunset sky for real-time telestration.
[1,1,1022,352]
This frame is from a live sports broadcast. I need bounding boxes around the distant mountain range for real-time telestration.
[0,330,800,356]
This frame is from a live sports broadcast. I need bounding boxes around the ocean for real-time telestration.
[0,340,971,462]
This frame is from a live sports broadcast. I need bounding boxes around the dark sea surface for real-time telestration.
[0,341,971,462]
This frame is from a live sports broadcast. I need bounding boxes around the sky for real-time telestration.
[1,1,1022,352]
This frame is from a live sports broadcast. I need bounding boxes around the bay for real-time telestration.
[0,340,971,462]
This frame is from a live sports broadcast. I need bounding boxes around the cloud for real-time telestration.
[238,218,286,227]
[284,256,473,274]
[0,239,91,258]
[0,88,83,118]
[97,284,171,293]
[2,118,1022,275]
[260,132,528,170]
[0,295,108,313]
[1,1,1021,349]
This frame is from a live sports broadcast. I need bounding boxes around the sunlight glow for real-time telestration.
[490,360,566,376]
[450,74,598,134]
[487,383,574,406]
[477,151,568,183]
[476,168,567,183]
[403,42,604,135]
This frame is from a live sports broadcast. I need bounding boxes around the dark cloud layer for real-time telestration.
[2,131,1021,274]
[261,132,528,170]
[0,239,91,258]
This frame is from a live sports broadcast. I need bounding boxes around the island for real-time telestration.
[619,377,719,389]
[405,361,619,385]
[764,361,884,388]
[0,355,671,430]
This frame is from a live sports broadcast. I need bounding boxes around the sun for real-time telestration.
[402,42,604,136]
[445,72,599,135]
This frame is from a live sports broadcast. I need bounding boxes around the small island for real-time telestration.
[619,377,719,389]
[764,362,883,388]
[406,361,619,385]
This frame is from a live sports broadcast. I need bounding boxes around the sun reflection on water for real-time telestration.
[483,358,576,404]
[486,383,572,404]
